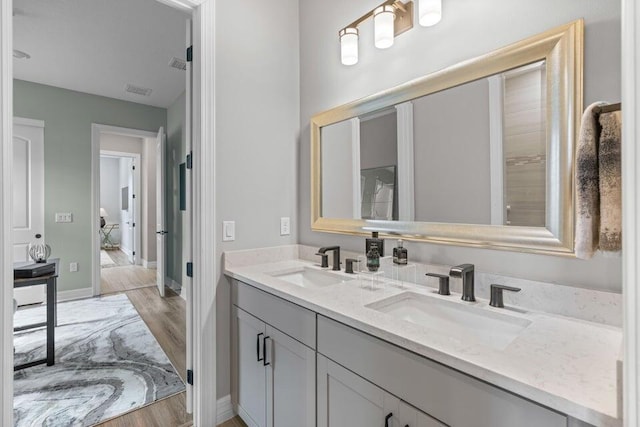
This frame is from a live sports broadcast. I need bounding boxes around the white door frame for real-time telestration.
[99,150,142,264]
[92,125,155,297]
[623,0,640,425]
[0,1,218,425]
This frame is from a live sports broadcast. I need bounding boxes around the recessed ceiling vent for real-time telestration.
[125,84,152,97]
[169,57,187,71]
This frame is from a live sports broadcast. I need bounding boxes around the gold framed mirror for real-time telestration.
[311,20,583,256]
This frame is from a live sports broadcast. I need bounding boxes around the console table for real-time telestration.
[13,258,58,371]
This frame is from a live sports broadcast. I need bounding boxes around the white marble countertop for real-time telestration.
[224,256,622,427]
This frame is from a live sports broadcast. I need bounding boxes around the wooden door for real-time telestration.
[12,118,45,305]
[155,127,166,296]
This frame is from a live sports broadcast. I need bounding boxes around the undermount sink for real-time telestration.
[367,292,531,350]
[269,266,354,289]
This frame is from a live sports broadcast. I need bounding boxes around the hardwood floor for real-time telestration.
[104,249,133,266]
[218,416,247,427]
[96,286,191,427]
[100,264,157,294]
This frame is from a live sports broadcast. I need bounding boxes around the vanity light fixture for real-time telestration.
[374,5,396,49]
[340,27,359,66]
[340,0,444,66]
[418,0,442,27]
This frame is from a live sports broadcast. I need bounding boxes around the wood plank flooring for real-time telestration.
[96,286,191,427]
[101,264,156,295]
[218,416,247,427]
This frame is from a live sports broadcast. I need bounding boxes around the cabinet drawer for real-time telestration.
[232,280,316,349]
[317,316,567,427]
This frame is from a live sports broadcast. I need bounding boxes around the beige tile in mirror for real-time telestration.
[311,20,583,256]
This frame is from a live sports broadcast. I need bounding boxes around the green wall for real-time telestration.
[13,79,167,292]
[166,92,186,285]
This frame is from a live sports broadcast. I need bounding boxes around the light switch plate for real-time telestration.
[280,217,291,236]
[223,221,235,242]
[55,213,73,223]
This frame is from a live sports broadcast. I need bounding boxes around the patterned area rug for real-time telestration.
[13,294,185,426]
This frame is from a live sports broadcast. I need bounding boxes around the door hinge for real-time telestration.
[187,369,194,385]
[132,165,135,170]
[132,223,136,227]
[186,151,193,170]
[133,251,136,256]
[186,262,193,278]
[186,46,193,62]
[132,194,136,199]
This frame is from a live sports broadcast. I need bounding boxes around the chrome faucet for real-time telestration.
[450,264,475,302]
[317,246,341,271]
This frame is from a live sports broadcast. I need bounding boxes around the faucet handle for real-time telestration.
[489,284,521,308]
[315,253,329,268]
[426,273,450,295]
[345,258,358,274]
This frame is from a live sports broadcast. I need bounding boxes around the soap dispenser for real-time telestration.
[366,232,384,257]
[366,245,380,272]
[393,239,408,265]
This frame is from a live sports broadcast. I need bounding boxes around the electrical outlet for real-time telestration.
[280,217,291,236]
[223,221,235,242]
[55,213,73,223]
[69,262,78,272]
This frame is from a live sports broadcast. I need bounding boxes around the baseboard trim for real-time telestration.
[166,277,185,300]
[217,395,234,424]
[142,259,157,269]
[57,288,93,302]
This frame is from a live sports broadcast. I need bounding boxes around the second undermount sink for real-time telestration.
[269,266,354,289]
[366,292,531,350]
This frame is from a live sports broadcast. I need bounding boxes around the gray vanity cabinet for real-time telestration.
[232,281,316,427]
[317,354,446,427]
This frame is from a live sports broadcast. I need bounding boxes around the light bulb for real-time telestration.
[419,0,442,27]
[340,28,359,66]
[374,5,395,49]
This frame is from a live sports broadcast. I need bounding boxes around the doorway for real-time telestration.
[98,146,155,295]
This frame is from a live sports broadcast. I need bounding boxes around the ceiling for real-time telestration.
[13,0,189,108]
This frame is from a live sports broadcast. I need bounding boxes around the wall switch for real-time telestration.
[55,213,73,223]
[223,221,235,242]
[69,262,78,272]
[280,217,291,236]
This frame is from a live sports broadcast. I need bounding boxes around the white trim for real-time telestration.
[192,2,217,424]
[57,288,93,302]
[1,1,214,425]
[488,75,505,226]
[350,117,361,219]
[93,125,152,296]
[13,117,44,128]
[217,395,234,424]
[0,1,13,424]
[184,17,194,413]
[395,101,415,222]
[623,0,639,424]
[142,259,158,269]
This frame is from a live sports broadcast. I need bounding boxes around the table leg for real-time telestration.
[46,277,55,366]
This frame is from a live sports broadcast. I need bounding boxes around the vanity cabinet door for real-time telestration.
[236,308,267,427]
[398,400,447,427]
[317,354,400,427]
[265,325,315,427]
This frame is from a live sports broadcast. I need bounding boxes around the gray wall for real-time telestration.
[298,0,622,292]
[14,79,167,291]
[413,79,492,223]
[360,111,397,169]
[166,92,186,284]
[215,0,300,397]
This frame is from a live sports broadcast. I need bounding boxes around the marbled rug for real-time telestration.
[13,294,185,426]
